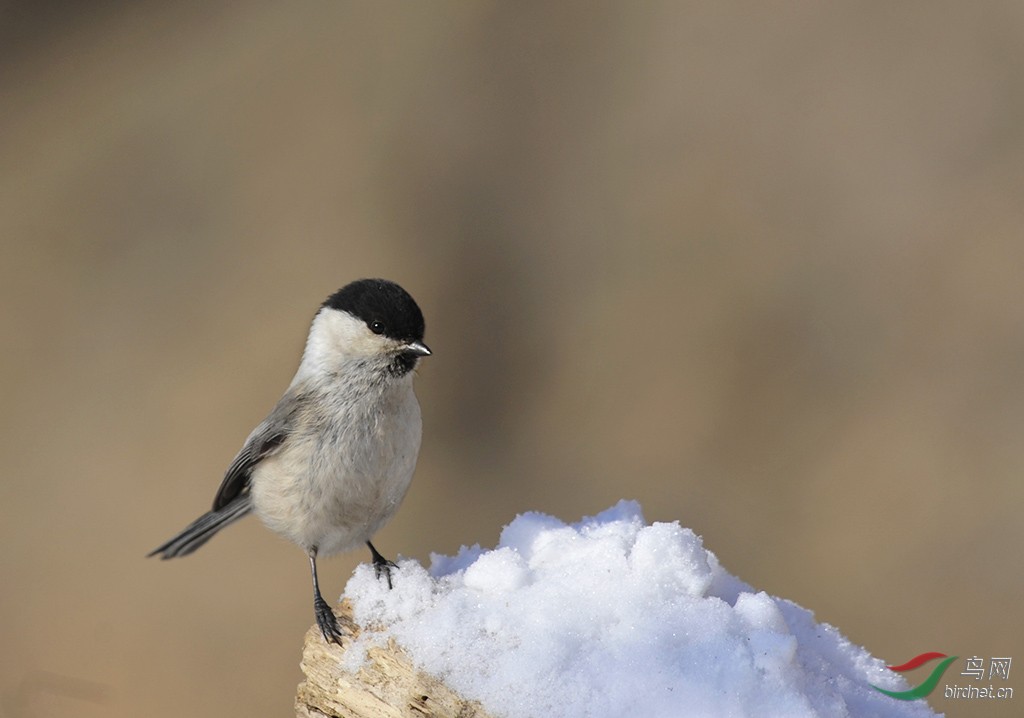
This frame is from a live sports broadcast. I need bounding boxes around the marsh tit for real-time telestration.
[149,278,431,644]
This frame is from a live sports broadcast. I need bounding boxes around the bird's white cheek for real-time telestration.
[295,309,395,381]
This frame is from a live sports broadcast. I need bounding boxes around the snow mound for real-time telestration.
[344,501,939,718]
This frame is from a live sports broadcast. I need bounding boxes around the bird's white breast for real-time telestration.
[250,369,422,556]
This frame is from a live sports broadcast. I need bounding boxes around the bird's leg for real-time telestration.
[308,549,343,645]
[366,540,398,590]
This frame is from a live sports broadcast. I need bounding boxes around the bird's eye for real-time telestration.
[369,320,386,335]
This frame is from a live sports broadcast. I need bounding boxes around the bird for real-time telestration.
[148,278,431,644]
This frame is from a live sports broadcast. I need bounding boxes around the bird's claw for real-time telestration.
[367,542,399,590]
[372,556,399,590]
[313,595,344,645]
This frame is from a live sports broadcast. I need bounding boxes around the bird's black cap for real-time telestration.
[322,279,426,344]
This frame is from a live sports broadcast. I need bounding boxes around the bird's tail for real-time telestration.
[147,496,252,559]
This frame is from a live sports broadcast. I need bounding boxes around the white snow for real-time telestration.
[343,501,940,718]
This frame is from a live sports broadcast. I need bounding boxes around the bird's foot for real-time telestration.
[313,595,343,645]
[367,542,398,590]
[372,556,399,590]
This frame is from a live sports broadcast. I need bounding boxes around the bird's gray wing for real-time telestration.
[211,394,303,510]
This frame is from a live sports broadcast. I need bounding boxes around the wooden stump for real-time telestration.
[296,599,495,718]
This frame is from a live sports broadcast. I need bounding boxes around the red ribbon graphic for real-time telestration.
[887,652,948,672]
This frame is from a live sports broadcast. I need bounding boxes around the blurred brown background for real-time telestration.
[1,2,1022,717]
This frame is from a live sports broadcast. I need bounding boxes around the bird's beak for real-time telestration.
[405,341,432,357]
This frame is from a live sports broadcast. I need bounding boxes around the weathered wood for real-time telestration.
[295,599,495,718]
